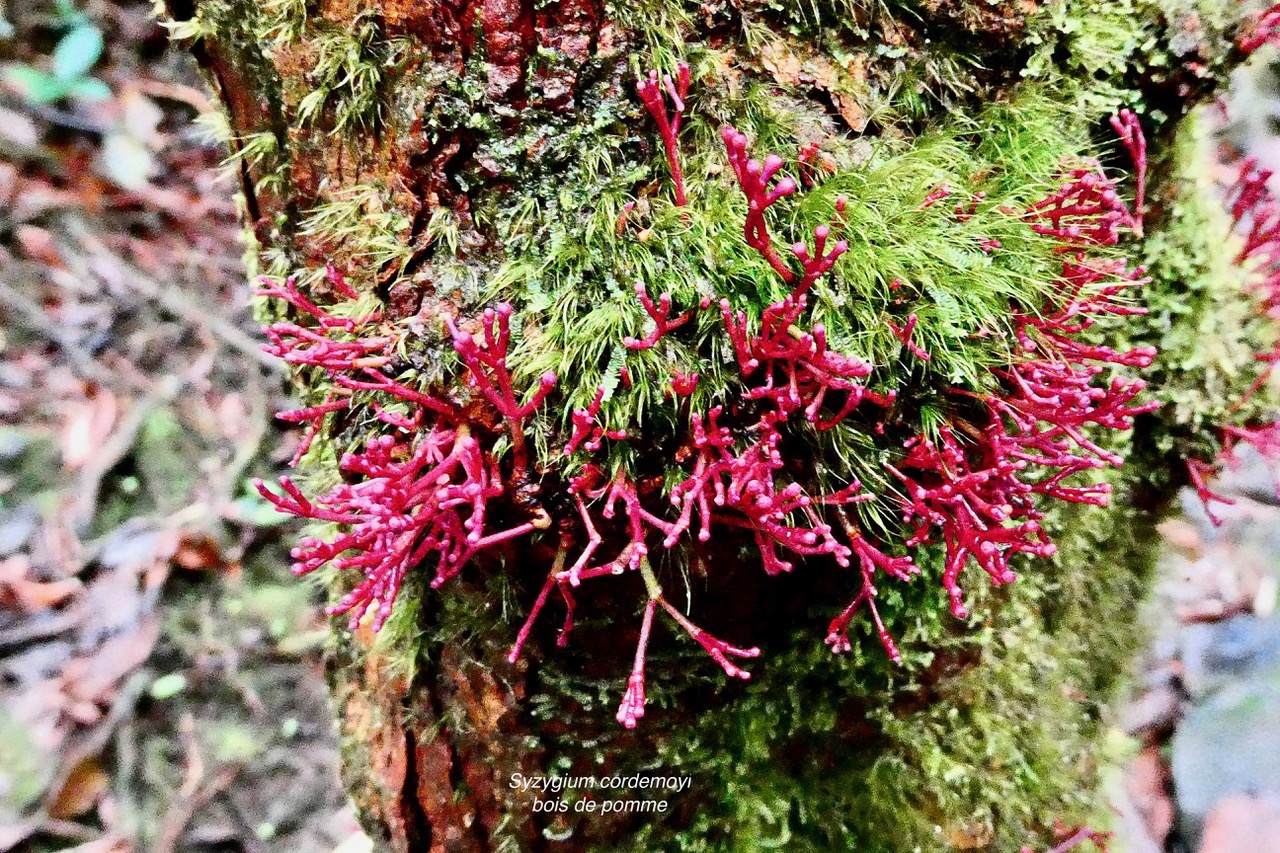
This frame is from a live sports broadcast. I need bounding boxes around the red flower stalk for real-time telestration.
[1026,168,1135,249]
[790,223,850,301]
[1227,157,1275,231]
[658,597,760,679]
[256,273,375,332]
[373,401,423,432]
[1240,4,1280,54]
[613,590,760,728]
[276,396,351,466]
[563,491,605,586]
[1222,422,1280,461]
[507,490,610,662]
[617,597,658,728]
[256,270,404,465]
[257,270,390,371]
[322,261,360,299]
[1186,458,1234,527]
[720,294,888,429]
[260,321,392,370]
[891,426,1057,619]
[565,386,607,455]
[826,508,917,662]
[255,427,538,631]
[885,313,932,361]
[722,126,800,282]
[665,410,855,573]
[335,368,457,418]
[637,63,691,206]
[722,127,851,294]
[446,303,557,478]
[1226,159,1280,336]
[670,371,699,396]
[1109,109,1147,235]
[954,191,985,222]
[919,183,951,209]
[565,384,624,450]
[1222,157,1280,404]
[275,398,351,423]
[622,281,700,349]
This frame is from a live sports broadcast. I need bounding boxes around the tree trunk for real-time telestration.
[165,0,1272,850]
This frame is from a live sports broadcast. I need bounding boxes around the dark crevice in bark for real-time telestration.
[401,727,436,851]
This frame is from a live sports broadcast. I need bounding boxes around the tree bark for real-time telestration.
[166,0,1270,850]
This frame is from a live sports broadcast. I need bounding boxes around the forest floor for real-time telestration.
[0,2,357,851]
[0,2,1277,853]
[1114,449,1280,853]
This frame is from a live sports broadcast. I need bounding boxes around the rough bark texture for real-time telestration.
[167,0,1273,850]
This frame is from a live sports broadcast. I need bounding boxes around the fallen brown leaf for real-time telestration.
[15,225,64,268]
[0,556,83,612]
[761,41,802,86]
[49,757,110,819]
[61,390,120,471]
[61,616,162,710]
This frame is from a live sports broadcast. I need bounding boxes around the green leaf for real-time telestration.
[52,25,103,82]
[149,673,187,700]
[3,65,70,104]
[67,76,110,101]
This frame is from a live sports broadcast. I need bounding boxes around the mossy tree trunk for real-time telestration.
[166,0,1270,850]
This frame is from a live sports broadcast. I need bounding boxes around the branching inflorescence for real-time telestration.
[254,267,554,632]
[255,67,1158,729]
[637,63,691,207]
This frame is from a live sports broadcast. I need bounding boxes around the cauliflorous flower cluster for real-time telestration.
[254,63,1155,728]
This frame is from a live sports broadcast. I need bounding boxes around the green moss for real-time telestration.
[373,474,1156,852]
[296,184,414,280]
[1023,0,1254,120]
[481,86,1118,493]
[294,12,406,134]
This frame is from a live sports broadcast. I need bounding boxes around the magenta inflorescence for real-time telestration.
[622,281,700,350]
[637,63,691,207]
[883,132,1157,620]
[1240,4,1280,54]
[259,427,538,631]
[254,69,1158,728]
[254,266,554,633]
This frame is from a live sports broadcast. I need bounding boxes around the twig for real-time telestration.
[74,227,280,372]
[155,764,242,853]
[0,279,121,388]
